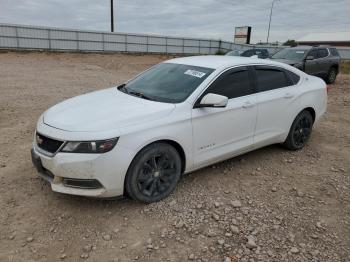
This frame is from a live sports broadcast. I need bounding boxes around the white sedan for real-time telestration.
[31,56,327,202]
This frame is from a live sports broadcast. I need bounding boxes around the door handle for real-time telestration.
[284,93,294,99]
[242,102,254,109]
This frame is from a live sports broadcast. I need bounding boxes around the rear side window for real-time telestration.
[241,50,254,57]
[205,67,254,99]
[330,48,339,56]
[317,49,329,58]
[255,66,292,92]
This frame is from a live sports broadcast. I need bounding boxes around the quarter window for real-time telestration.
[330,48,339,56]
[286,70,300,84]
[255,66,292,92]
[203,67,254,100]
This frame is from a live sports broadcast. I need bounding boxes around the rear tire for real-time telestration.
[284,110,313,150]
[326,67,337,84]
[125,143,182,203]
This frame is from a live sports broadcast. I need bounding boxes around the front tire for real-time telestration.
[284,110,313,150]
[125,143,182,203]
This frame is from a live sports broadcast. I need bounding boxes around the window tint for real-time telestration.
[255,49,269,58]
[255,67,292,92]
[241,50,254,57]
[330,48,339,56]
[307,50,318,58]
[317,49,328,58]
[206,68,253,99]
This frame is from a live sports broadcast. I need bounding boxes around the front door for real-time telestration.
[191,67,257,168]
[304,49,319,76]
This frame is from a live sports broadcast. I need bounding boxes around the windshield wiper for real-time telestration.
[118,84,153,101]
[118,84,129,94]
[128,90,152,100]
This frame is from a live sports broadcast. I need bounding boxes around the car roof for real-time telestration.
[166,55,285,70]
[287,46,313,50]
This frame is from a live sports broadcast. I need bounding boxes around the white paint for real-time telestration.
[32,56,327,198]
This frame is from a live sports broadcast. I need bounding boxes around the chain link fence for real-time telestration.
[1,23,349,59]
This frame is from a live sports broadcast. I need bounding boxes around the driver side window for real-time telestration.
[307,50,318,59]
[203,67,254,100]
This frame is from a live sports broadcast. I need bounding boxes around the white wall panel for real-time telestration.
[51,30,77,40]
[149,37,166,45]
[17,28,48,39]
[104,34,126,43]
[0,26,16,36]
[0,37,17,47]
[51,40,77,50]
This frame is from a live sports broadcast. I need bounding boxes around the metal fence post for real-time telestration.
[15,26,19,48]
[182,38,185,54]
[76,31,79,51]
[125,34,127,52]
[48,29,51,50]
[102,33,105,51]
[165,37,168,54]
[146,35,149,53]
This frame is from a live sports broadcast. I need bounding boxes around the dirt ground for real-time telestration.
[0,51,349,262]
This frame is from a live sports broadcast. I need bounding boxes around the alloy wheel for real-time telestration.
[292,116,312,147]
[137,153,178,197]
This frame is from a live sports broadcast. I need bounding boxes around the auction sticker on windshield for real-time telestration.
[184,69,206,78]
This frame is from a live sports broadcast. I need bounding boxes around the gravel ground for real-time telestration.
[0,51,349,262]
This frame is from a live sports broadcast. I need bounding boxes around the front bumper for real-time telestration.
[31,143,135,198]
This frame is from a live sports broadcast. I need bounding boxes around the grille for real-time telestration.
[36,133,63,153]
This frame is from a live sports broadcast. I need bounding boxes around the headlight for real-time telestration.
[61,138,118,153]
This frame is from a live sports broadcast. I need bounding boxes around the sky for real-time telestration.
[0,0,350,43]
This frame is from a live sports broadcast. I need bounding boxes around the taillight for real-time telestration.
[326,85,330,93]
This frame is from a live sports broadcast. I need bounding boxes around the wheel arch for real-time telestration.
[155,139,187,174]
[123,139,187,196]
[303,107,316,123]
[330,64,339,72]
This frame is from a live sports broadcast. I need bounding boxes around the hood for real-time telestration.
[269,58,299,65]
[43,87,175,132]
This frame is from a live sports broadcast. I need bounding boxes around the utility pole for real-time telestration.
[267,0,279,44]
[110,0,114,32]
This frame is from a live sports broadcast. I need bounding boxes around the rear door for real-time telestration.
[316,48,331,76]
[253,65,300,147]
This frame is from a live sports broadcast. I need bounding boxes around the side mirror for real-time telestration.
[199,93,228,108]
[306,55,315,61]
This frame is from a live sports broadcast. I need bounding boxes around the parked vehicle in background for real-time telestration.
[31,56,327,203]
[225,50,242,56]
[241,48,270,59]
[270,46,341,84]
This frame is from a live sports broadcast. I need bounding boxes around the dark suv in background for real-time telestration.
[241,48,270,59]
[270,46,341,84]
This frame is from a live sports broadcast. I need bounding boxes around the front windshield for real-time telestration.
[121,63,214,103]
[271,49,307,61]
